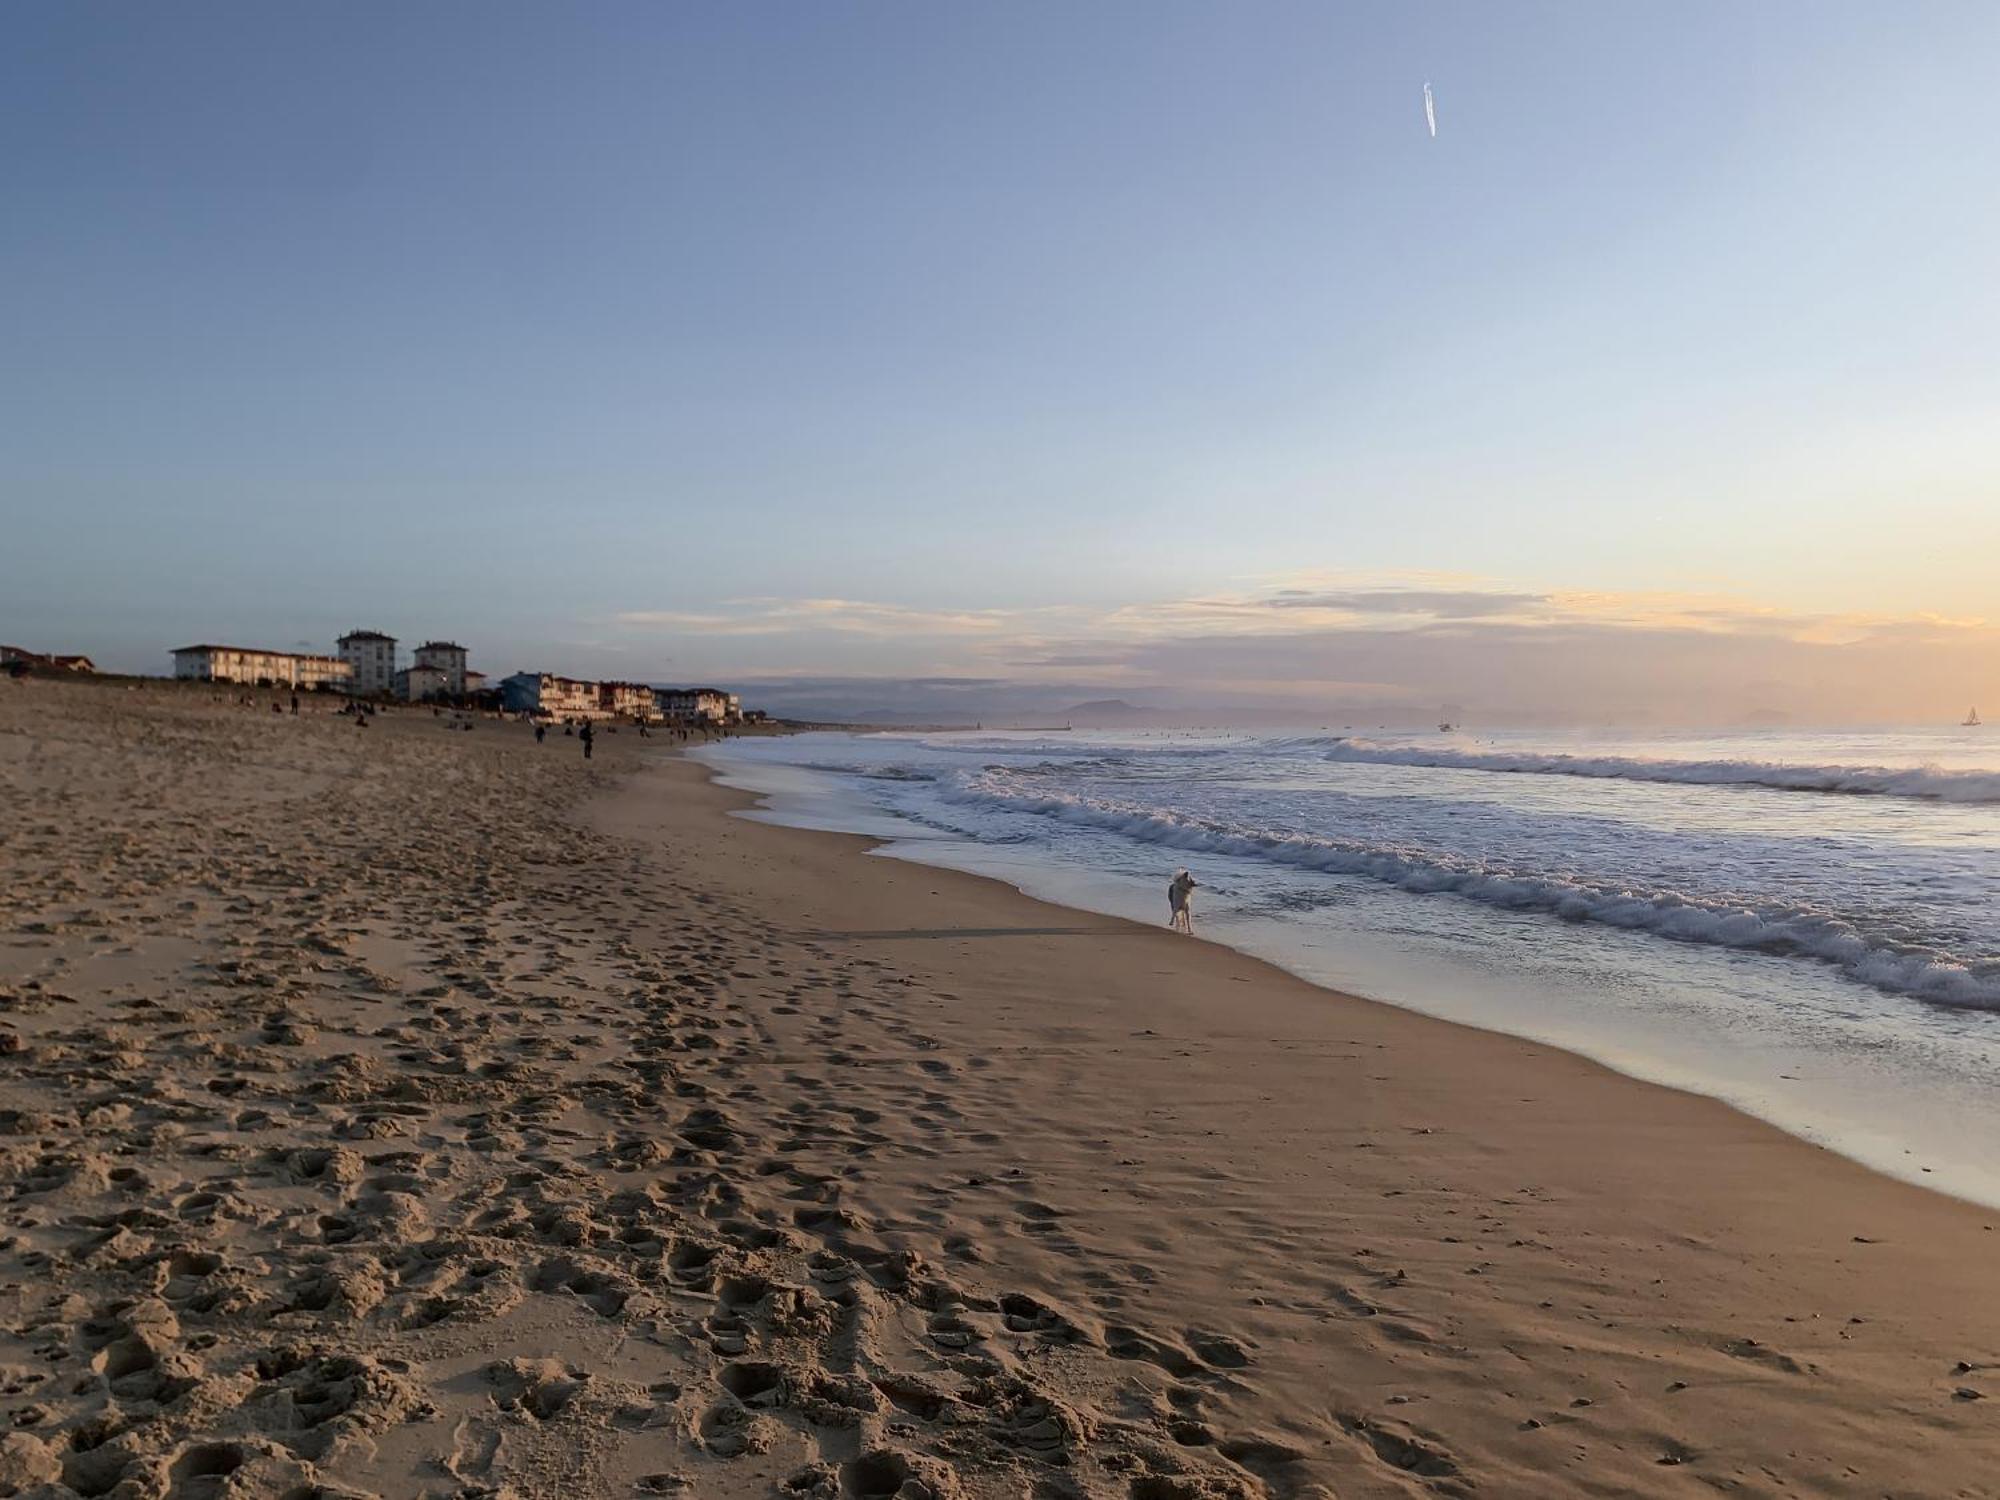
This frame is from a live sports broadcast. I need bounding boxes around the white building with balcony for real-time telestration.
[173,645,353,689]
[394,663,451,702]
[500,672,603,720]
[412,640,470,695]
[655,687,739,725]
[337,630,397,697]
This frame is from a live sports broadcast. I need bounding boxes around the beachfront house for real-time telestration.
[500,671,602,720]
[412,640,470,695]
[654,686,739,725]
[1,646,96,673]
[500,672,662,721]
[172,644,353,689]
[337,629,397,697]
[394,663,451,702]
[599,680,659,720]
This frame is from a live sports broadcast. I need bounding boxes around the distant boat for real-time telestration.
[1438,720,1457,733]
[1965,707,1983,727]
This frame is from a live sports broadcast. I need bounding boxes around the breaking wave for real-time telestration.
[949,774,2000,1008]
[798,760,938,782]
[1321,741,2000,804]
[901,735,1231,763]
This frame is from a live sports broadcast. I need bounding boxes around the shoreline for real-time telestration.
[5,680,1998,1499]
[626,743,2000,1494]
[695,736,2000,1215]
[683,739,1998,1213]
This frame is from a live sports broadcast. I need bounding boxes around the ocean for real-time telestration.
[695,726,2000,1207]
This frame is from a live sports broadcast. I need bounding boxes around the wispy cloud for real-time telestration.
[1265,589,1549,618]
[616,597,1064,638]
[604,572,2000,724]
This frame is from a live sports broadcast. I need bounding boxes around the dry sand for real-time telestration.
[2,678,1997,1500]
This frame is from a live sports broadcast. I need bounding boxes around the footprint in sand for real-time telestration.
[1103,1325,1201,1379]
[707,1310,752,1356]
[839,1449,955,1500]
[718,1360,788,1411]
[1338,1413,1460,1479]
[1184,1329,1251,1369]
[999,1292,1087,1344]
[873,1372,953,1422]
[698,1397,765,1457]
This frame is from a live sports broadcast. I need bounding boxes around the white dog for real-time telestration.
[1167,869,1198,933]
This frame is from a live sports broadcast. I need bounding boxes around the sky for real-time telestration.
[4,2,1997,724]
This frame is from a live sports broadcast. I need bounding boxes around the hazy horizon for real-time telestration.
[5,4,1996,725]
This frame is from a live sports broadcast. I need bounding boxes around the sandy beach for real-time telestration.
[3,679,1997,1500]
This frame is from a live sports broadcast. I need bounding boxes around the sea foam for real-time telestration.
[948,772,2000,1008]
[1320,740,2000,804]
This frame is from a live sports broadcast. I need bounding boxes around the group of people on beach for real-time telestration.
[525,716,737,760]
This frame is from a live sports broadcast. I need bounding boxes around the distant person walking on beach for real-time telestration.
[1168,869,1198,933]
[535,723,545,744]
[579,721,594,761]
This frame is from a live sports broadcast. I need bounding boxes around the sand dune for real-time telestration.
[2,679,1997,1498]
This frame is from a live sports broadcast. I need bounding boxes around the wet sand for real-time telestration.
[2,678,1996,1499]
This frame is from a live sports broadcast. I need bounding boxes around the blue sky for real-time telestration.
[4,3,1996,721]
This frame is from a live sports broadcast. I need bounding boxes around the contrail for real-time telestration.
[1424,81,1437,138]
